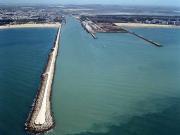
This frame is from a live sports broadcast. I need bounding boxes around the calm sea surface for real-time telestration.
[1,17,180,135]
[0,28,57,134]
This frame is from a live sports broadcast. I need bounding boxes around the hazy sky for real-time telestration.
[1,0,180,6]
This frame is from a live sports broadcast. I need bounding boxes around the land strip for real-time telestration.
[25,24,61,134]
[0,23,60,29]
[114,23,180,28]
[79,15,162,46]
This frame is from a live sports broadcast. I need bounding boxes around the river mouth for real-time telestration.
[48,17,180,135]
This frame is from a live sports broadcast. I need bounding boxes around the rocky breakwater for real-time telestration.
[25,25,61,134]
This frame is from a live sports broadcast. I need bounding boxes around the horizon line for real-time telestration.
[0,3,180,8]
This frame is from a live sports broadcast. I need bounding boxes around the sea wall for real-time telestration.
[25,25,61,134]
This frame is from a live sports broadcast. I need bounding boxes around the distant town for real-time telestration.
[0,6,63,25]
[0,5,180,26]
[81,15,180,25]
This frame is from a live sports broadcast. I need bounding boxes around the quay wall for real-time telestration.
[80,20,97,39]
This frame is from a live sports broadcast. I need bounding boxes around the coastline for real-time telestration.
[0,23,60,29]
[25,24,61,134]
[114,23,180,28]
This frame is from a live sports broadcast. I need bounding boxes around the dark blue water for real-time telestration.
[0,28,57,135]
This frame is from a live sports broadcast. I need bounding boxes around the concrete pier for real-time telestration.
[25,25,61,134]
[81,20,97,39]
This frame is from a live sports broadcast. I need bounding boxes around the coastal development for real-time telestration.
[0,5,180,135]
[25,24,61,134]
[83,15,180,26]
[0,6,63,25]
[81,19,97,39]
[79,16,162,47]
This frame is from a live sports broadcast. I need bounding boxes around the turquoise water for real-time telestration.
[48,17,180,135]
[1,17,180,135]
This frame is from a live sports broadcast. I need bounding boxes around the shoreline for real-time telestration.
[114,23,180,28]
[25,24,61,134]
[0,23,60,29]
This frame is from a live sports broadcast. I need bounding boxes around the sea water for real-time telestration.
[0,17,180,135]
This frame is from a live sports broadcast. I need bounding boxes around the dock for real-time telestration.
[25,25,61,134]
[80,20,97,39]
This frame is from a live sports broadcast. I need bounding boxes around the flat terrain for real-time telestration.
[115,23,180,28]
[0,23,60,29]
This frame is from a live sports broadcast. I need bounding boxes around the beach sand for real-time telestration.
[0,23,60,29]
[114,23,180,28]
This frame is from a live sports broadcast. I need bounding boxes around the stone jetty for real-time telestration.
[25,25,61,134]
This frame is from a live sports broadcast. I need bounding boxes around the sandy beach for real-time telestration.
[114,23,180,28]
[0,23,60,29]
